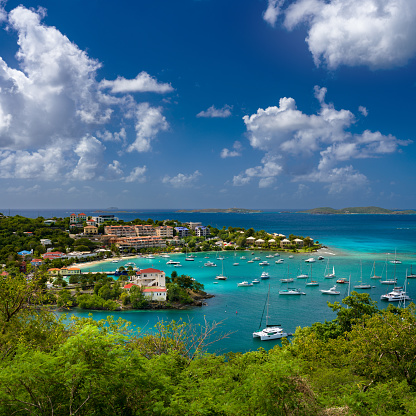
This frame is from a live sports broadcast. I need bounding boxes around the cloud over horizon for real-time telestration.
[237,86,411,190]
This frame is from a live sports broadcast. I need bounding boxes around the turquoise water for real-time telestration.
[9,209,416,353]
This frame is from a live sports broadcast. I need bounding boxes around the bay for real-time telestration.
[5,208,416,354]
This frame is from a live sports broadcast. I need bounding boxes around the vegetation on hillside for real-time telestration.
[1,273,416,415]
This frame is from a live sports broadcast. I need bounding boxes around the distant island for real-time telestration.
[299,206,416,215]
[176,208,262,214]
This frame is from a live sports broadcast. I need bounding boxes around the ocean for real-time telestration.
[5,208,416,354]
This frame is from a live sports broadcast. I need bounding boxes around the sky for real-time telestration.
[0,0,415,210]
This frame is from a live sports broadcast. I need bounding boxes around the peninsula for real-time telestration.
[176,208,262,213]
[299,206,416,215]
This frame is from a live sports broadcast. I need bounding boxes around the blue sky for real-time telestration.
[0,0,415,209]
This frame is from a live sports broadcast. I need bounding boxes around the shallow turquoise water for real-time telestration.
[14,208,413,353]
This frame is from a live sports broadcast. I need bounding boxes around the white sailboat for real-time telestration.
[381,256,397,285]
[370,261,381,279]
[253,285,288,341]
[215,259,227,280]
[354,261,371,289]
[407,265,416,279]
[306,263,319,286]
[389,249,401,264]
[324,259,336,278]
[296,263,308,279]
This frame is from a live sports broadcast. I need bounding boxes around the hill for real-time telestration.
[176,208,262,213]
[300,206,416,215]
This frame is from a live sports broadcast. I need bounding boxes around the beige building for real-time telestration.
[280,238,292,249]
[84,225,98,235]
[104,225,137,237]
[116,236,166,251]
[155,225,174,238]
[135,225,157,236]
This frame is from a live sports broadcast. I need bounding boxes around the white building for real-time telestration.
[130,268,166,287]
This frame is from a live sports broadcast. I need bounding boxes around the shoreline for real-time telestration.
[74,247,346,272]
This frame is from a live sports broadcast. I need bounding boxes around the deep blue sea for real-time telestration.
[5,208,416,354]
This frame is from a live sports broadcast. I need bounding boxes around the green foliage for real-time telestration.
[129,285,148,308]
[77,294,119,310]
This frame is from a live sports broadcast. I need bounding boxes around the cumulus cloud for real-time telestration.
[124,165,147,183]
[263,0,284,27]
[197,104,232,118]
[221,141,242,158]
[70,135,106,181]
[273,0,416,69]
[128,103,169,152]
[233,155,282,188]
[240,86,411,192]
[0,6,172,181]
[99,71,174,94]
[162,170,201,188]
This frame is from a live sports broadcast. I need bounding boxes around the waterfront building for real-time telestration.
[293,238,304,248]
[186,222,202,230]
[195,226,210,237]
[280,238,291,249]
[255,239,265,246]
[155,225,174,238]
[42,251,65,260]
[131,268,166,287]
[246,236,255,245]
[104,225,137,237]
[116,236,166,251]
[135,224,157,236]
[48,268,61,276]
[175,227,190,237]
[142,287,167,301]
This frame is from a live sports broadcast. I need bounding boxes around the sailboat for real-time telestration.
[306,263,319,286]
[185,248,194,261]
[381,256,396,285]
[324,259,336,279]
[296,263,308,279]
[253,285,288,341]
[407,265,416,279]
[370,261,381,279]
[280,264,294,283]
[389,249,401,264]
[354,261,371,289]
[215,259,227,280]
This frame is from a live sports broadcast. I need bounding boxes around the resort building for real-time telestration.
[130,268,166,287]
[175,227,190,238]
[60,267,81,276]
[155,225,174,238]
[255,239,265,246]
[293,238,304,248]
[42,251,65,260]
[92,214,119,224]
[280,239,291,249]
[135,225,157,236]
[70,213,87,224]
[116,236,166,251]
[186,222,202,230]
[104,225,137,237]
[48,268,61,276]
[30,259,44,267]
[195,226,210,237]
[142,287,167,301]
[246,236,255,245]
[84,225,98,235]
[40,239,52,246]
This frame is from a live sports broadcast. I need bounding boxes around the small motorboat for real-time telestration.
[320,285,340,295]
[237,281,253,287]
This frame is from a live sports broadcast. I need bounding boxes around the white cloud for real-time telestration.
[124,165,147,183]
[282,0,416,69]
[197,104,232,118]
[241,87,411,192]
[96,128,127,143]
[232,155,283,188]
[107,160,124,180]
[70,135,106,181]
[358,106,368,117]
[0,145,70,180]
[263,0,285,27]
[221,141,242,158]
[162,170,201,188]
[128,103,169,152]
[0,6,172,182]
[296,165,369,195]
[99,71,174,94]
